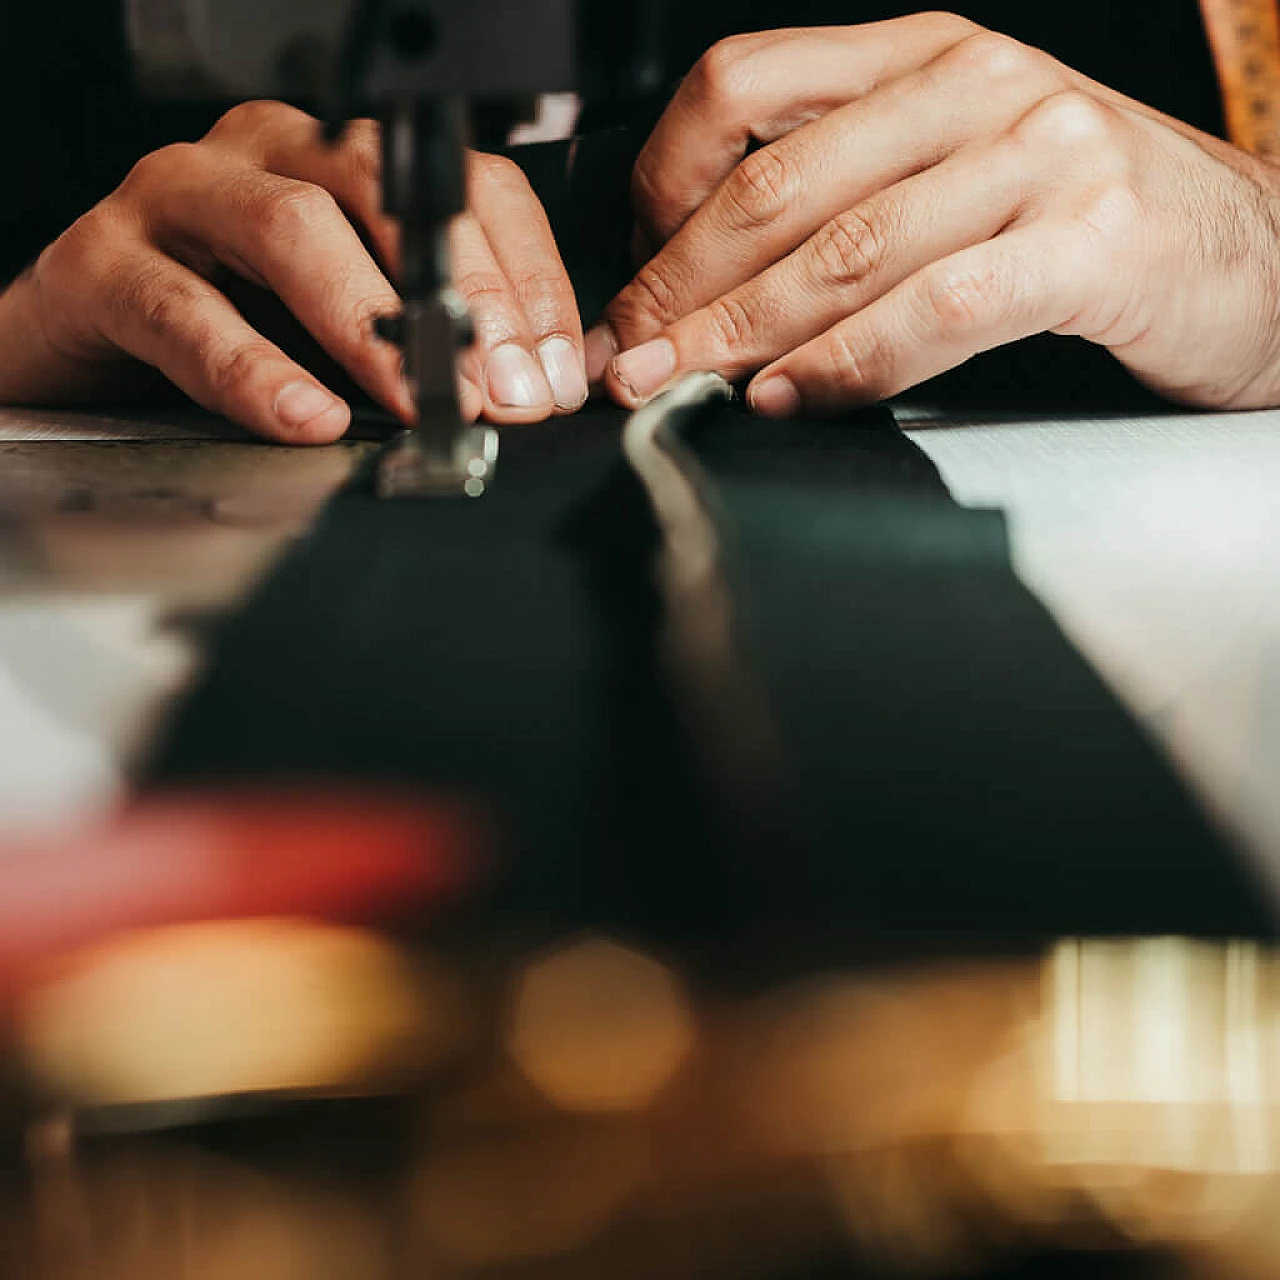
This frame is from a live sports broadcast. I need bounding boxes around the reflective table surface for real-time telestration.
[0,406,373,824]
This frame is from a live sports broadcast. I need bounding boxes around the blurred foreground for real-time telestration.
[2,800,1279,1278]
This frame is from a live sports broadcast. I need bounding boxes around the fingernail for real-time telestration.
[274,381,341,429]
[486,342,549,409]
[610,337,677,404]
[749,374,801,418]
[537,336,588,411]
[584,325,619,383]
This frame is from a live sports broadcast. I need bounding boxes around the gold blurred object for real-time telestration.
[1200,0,1280,159]
[17,918,461,1110]
[12,934,1280,1279]
[504,936,696,1113]
[1034,939,1280,1258]
[735,963,1040,1159]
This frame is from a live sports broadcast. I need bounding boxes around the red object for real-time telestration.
[0,789,485,1003]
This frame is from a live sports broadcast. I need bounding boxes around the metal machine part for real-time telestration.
[126,0,577,101]
[370,97,497,497]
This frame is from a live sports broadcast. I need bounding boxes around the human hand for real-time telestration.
[591,17,1280,415]
[0,102,586,442]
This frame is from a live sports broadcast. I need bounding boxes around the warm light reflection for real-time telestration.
[10,935,1280,1278]
[18,918,456,1107]
[1030,938,1280,1253]
[503,936,696,1113]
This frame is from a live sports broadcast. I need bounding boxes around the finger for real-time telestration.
[448,210,556,422]
[94,246,350,443]
[748,223,1097,415]
[631,16,977,246]
[605,135,1040,407]
[263,115,402,275]
[278,137,586,415]
[246,118,487,417]
[605,30,1067,354]
[467,152,586,413]
[206,101,383,247]
[143,154,413,424]
[635,20,1215,247]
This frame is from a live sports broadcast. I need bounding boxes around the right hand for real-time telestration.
[0,101,586,442]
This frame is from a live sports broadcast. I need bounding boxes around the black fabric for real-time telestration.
[144,400,1274,962]
[703,432,1271,944]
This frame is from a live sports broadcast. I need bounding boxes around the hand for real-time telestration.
[591,17,1280,415]
[0,102,586,442]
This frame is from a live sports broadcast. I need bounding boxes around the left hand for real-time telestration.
[591,17,1280,415]
[0,103,585,441]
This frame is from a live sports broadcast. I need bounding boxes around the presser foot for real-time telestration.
[375,424,499,499]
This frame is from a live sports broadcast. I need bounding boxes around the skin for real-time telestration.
[594,14,1280,417]
[0,101,588,443]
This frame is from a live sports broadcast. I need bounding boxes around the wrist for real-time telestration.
[0,257,143,407]
[0,265,68,403]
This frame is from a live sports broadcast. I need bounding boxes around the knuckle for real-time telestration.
[255,181,337,243]
[813,208,885,287]
[207,339,273,399]
[1016,90,1116,151]
[917,11,982,42]
[949,30,1043,83]
[621,260,685,329]
[209,98,290,141]
[824,327,891,399]
[722,147,793,231]
[348,290,397,336]
[689,35,759,110]
[704,294,758,356]
[111,261,194,339]
[122,142,202,193]
[453,268,512,310]
[1075,180,1143,242]
[320,265,390,330]
[506,264,566,314]
[922,261,1006,337]
[51,208,120,275]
